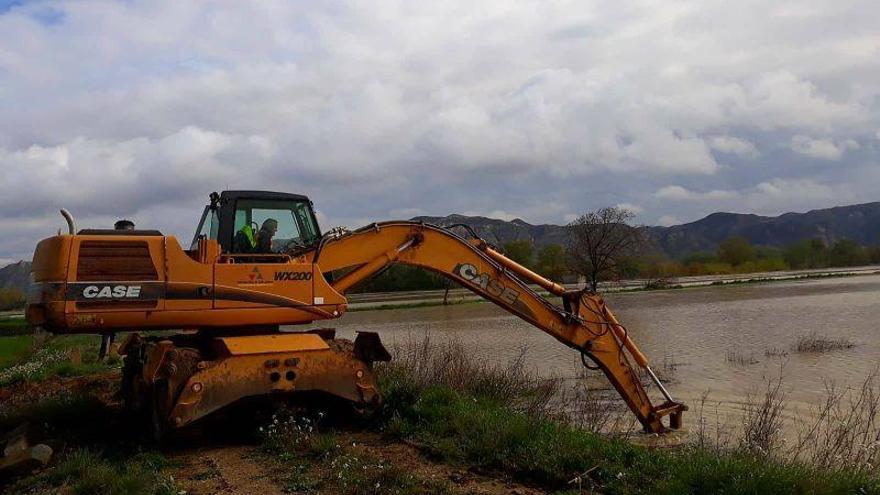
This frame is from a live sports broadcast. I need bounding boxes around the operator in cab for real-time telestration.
[256,218,278,253]
[232,218,278,253]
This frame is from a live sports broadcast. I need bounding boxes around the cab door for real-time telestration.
[213,196,317,311]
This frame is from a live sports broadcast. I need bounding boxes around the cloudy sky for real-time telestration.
[1,0,879,264]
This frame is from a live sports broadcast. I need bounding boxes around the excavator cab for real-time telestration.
[190,191,322,254]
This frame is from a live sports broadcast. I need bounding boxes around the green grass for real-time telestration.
[0,334,34,367]
[0,316,29,335]
[0,390,179,495]
[0,334,117,386]
[258,409,461,494]
[379,385,880,495]
[6,449,178,495]
[0,393,116,446]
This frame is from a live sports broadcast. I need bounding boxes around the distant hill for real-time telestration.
[416,201,880,258]
[645,202,880,257]
[411,214,569,248]
[0,260,30,292]
[2,201,878,292]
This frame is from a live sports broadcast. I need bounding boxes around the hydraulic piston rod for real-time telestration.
[484,246,567,296]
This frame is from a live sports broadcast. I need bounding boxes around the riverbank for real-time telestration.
[1,339,877,494]
[348,264,880,310]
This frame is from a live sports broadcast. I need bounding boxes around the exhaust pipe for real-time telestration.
[60,209,75,235]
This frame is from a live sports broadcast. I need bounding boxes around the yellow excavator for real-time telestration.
[26,190,685,437]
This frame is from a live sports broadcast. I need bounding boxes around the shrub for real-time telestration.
[378,337,560,418]
[793,333,855,353]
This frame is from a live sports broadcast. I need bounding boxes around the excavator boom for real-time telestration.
[306,221,685,432]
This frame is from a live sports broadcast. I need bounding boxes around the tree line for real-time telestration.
[357,206,880,293]
[0,288,26,311]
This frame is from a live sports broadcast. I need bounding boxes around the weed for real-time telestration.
[0,334,34,367]
[0,348,69,385]
[260,409,328,456]
[379,336,560,418]
[280,461,320,492]
[790,370,880,471]
[309,431,341,459]
[330,452,419,495]
[692,390,733,453]
[725,349,759,366]
[793,332,855,353]
[643,278,674,290]
[740,374,786,457]
[385,385,880,493]
[7,449,179,495]
[378,340,880,493]
[0,333,117,385]
[0,316,29,336]
[764,347,789,358]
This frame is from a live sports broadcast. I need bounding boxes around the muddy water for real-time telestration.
[321,275,880,427]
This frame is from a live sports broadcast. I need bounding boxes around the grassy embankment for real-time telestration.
[0,389,180,495]
[0,322,175,495]
[2,333,878,494]
[256,340,880,495]
[0,331,117,387]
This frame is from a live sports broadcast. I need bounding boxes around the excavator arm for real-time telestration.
[306,221,686,433]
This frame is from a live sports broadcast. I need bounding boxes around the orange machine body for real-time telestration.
[28,234,346,333]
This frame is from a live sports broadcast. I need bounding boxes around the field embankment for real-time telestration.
[347,265,880,310]
[1,334,879,494]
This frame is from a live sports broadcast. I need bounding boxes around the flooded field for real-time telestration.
[323,274,880,429]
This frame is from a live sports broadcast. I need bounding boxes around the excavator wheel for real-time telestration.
[117,331,387,437]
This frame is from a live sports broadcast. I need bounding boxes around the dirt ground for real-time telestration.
[168,435,547,495]
[2,374,550,495]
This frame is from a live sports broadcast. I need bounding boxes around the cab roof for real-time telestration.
[219,190,311,203]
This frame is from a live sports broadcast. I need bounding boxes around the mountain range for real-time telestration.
[2,201,879,292]
[413,201,880,257]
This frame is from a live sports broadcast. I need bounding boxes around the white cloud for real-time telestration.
[0,127,276,219]
[790,135,859,160]
[0,1,879,259]
[654,185,739,201]
[657,215,682,227]
[746,178,840,212]
[708,136,759,158]
[615,203,644,214]
[650,177,848,225]
[654,186,691,201]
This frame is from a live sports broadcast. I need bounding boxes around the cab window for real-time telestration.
[232,200,310,254]
[190,206,219,249]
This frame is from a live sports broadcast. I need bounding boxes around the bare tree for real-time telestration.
[566,206,644,292]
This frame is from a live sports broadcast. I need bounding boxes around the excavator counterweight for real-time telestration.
[26,190,685,437]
